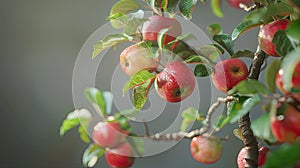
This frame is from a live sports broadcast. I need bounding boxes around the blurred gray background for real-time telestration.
[0,0,260,167]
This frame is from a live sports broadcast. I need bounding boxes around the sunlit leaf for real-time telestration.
[93,34,129,58]
[132,78,155,110]
[85,87,107,116]
[180,107,200,131]
[251,112,276,143]
[124,17,148,36]
[82,143,105,168]
[123,70,155,94]
[232,20,262,40]
[228,80,268,96]
[110,0,140,29]
[207,23,222,37]
[211,0,223,18]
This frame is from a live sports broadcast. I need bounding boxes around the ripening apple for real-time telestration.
[276,61,300,102]
[92,121,126,148]
[270,103,300,144]
[212,58,248,93]
[105,142,135,168]
[190,135,223,164]
[258,19,290,57]
[237,146,270,168]
[120,42,160,76]
[154,61,195,102]
[142,15,182,44]
[227,0,253,9]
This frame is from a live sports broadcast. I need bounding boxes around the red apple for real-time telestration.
[120,42,159,76]
[227,0,253,9]
[258,19,290,57]
[142,15,182,44]
[190,135,223,164]
[105,142,135,168]
[154,61,195,102]
[212,58,248,93]
[237,146,269,168]
[93,121,126,148]
[270,103,300,143]
[276,61,300,102]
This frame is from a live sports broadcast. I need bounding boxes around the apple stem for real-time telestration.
[238,48,266,168]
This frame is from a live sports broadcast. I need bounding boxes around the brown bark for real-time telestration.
[238,49,266,168]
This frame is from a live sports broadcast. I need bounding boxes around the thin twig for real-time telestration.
[146,96,237,141]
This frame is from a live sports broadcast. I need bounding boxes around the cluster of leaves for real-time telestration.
[60,88,143,167]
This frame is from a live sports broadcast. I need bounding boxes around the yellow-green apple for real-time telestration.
[154,61,195,102]
[212,58,248,93]
[227,0,253,9]
[105,142,135,168]
[258,19,290,57]
[270,103,300,144]
[276,61,300,102]
[92,121,126,148]
[120,42,159,76]
[237,146,269,168]
[142,15,182,44]
[190,135,223,164]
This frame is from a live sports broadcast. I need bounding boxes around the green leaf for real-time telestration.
[180,107,200,131]
[231,50,255,58]
[126,135,144,156]
[227,94,261,123]
[263,143,300,168]
[110,0,140,29]
[251,112,276,143]
[103,91,114,115]
[213,115,230,130]
[287,19,300,41]
[82,143,105,168]
[107,13,128,29]
[228,80,268,96]
[232,20,262,40]
[124,17,148,37]
[93,34,129,58]
[132,78,155,110]
[207,23,222,37]
[123,70,155,94]
[212,34,234,56]
[194,64,212,77]
[281,47,300,91]
[167,33,196,46]
[265,59,281,93]
[211,0,223,18]
[119,108,139,118]
[78,126,90,143]
[233,128,244,141]
[85,87,107,116]
[179,0,198,19]
[199,44,223,61]
[59,109,91,136]
[158,28,171,50]
[167,0,179,14]
[272,30,295,57]
[184,55,210,64]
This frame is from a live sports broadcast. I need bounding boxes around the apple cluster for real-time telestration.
[92,117,135,168]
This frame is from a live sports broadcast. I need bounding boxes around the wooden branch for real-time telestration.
[238,49,266,168]
[147,96,237,141]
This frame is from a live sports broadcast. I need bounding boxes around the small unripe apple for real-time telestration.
[154,61,195,102]
[120,42,159,76]
[226,0,253,9]
[142,15,182,44]
[212,58,248,93]
[258,19,290,57]
[105,142,135,168]
[190,135,223,164]
[92,121,126,148]
[276,61,300,102]
[237,146,269,168]
[270,103,300,144]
